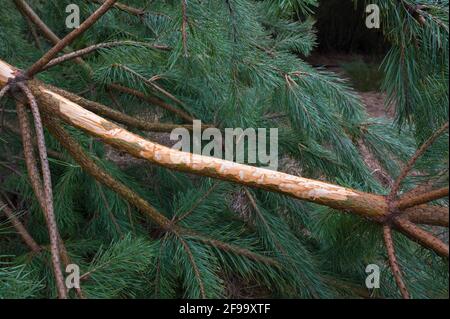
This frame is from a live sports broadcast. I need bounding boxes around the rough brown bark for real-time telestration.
[383,225,410,299]
[404,205,449,227]
[44,83,202,132]
[397,187,449,210]
[394,218,449,258]
[15,101,67,299]
[390,122,449,197]
[108,83,194,122]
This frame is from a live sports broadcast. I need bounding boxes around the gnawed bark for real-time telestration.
[1,59,448,257]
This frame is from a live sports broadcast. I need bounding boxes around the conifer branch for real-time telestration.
[88,0,145,16]
[405,206,449,227]
[42,41,169,72]
[176,182,219,222]
[0,198,41,253]
[184,231,279,267]
[173,230,207,298]
[2,59,448,258]
[244,188,288,256]
[112,64,186,108]
[181,0,189,57]
[24,0,118,77]
[390,122,449,198]
[13,0,91,72]
[15,101,67,299]
[43,118,173,230]
[44,83,198,133]
[393,218,449,258]
[382,225,410,299]
[108,83,194,122]
[397,187,449,210]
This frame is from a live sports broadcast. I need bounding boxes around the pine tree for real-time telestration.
[0,0,448,299]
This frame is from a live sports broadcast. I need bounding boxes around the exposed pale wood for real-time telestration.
[2,58,448,256]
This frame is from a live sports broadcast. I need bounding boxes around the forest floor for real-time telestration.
[307,53,393,118]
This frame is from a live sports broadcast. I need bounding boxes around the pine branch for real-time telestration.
[0,197,41,253]
[394,218,449,258]
[173,230,206,298]
[181,0,188,57]
[15,101,67,299]
[244,188,288,256]
[44,83,198,133]
[405,206,449,227]
[112,64,185,108]
[382,225,410,299]
[88,0,145,16]
[184,232,279,267]
[176,182,219,222]
[108,83,194,122]
[390,122,449,198]
[13,0,91,72]
[42,41,169,72]
[397,187,449,210]
[24,0,118,77]
[12,2,191,125]
[43,117,173,230]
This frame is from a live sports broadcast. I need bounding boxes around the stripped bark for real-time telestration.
[1,59,448,257]
[31,81,389,221]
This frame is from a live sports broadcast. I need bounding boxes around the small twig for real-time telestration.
[181,0,189,57]
[382,225,410,299]
[113,64,186,108]
[397,187,449,210]
[176,182,219,222]
[0,198,41,253]
[45,84,199,132]
[109,83,194,122]
[173,230,206,298]
[390,122,449,198]
[22,10,42,50]
[394,217,449,258]
[88,0,145,16]
[42,41,169,71]
[25,0,118,77]
[0,85,10,131]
